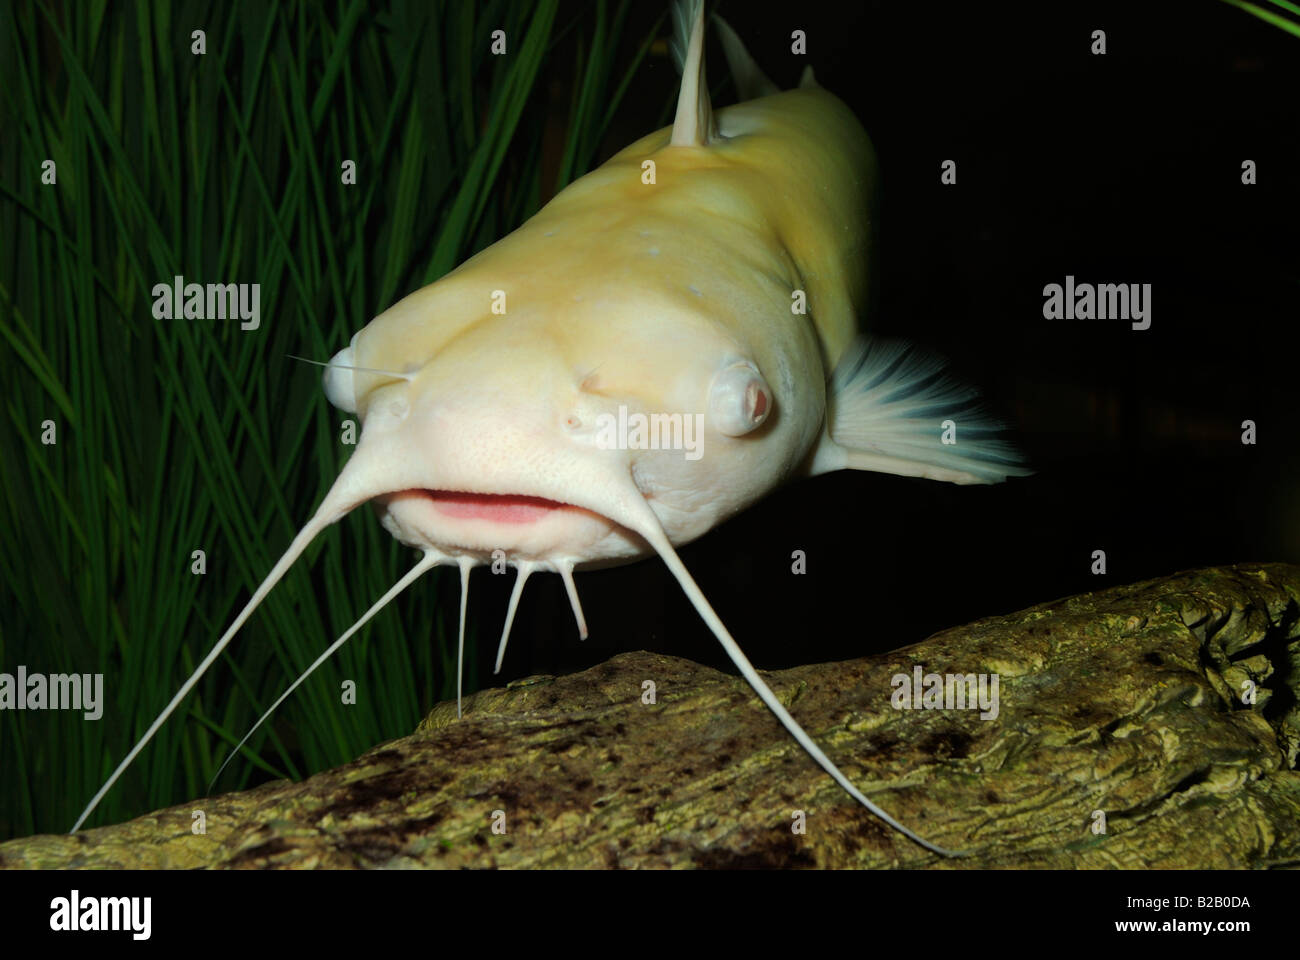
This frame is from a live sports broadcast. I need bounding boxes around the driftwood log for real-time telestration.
[3,563,1297,869]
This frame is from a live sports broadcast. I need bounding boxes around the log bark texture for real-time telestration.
[3,563,1298,869]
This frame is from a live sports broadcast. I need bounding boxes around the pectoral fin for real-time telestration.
[811,336,1033,485]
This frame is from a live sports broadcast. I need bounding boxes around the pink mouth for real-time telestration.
[420,490,568,525]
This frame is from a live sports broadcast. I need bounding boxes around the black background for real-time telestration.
[455,0,1300,685]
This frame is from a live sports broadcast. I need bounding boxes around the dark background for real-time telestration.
[459,0,1300,682]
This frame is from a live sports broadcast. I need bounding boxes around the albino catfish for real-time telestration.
[73,0,1027,855]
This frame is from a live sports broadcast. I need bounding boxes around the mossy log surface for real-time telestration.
[4,563,1298,869]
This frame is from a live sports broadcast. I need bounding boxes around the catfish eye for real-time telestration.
[708,361,771,436]
[322,342,357,414]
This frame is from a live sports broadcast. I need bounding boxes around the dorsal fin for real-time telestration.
[669,0,718,146]
[712,14,779,100]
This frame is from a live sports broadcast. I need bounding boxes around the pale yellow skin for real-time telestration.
[342,86,877,569]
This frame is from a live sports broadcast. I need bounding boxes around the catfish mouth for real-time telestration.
[419,489,573,524]
[377,488,642,564]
